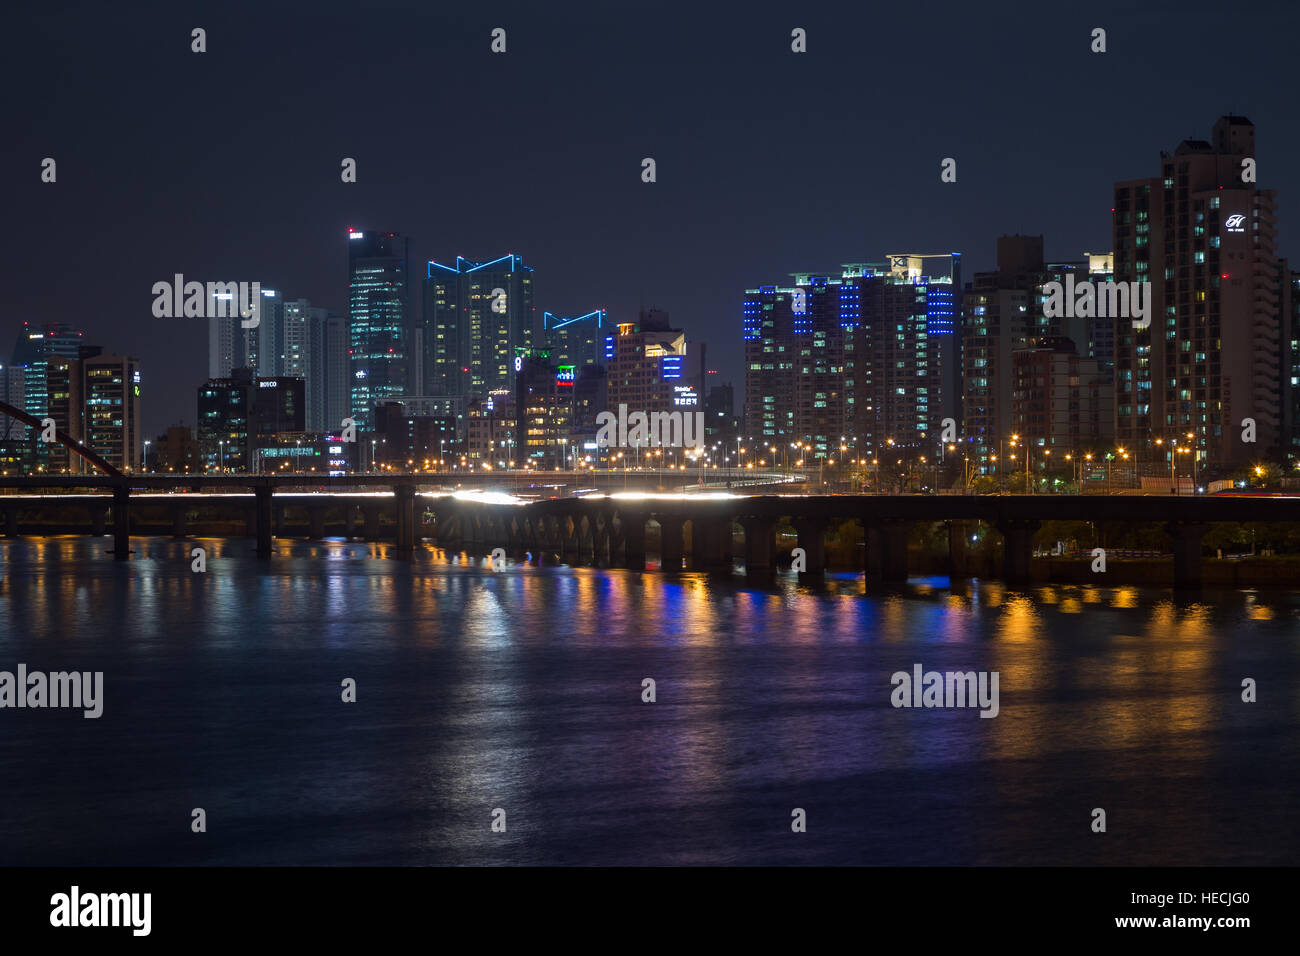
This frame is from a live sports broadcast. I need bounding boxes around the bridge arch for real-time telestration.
[0,400,123,477]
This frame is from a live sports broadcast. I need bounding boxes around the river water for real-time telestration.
[1,536,1297,865]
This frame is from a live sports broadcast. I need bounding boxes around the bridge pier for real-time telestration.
[307,505,327,540]
[362,504,382,542]
[740,516,776,577]
[792,517,827,576]
[947,520,969,579]
[657,514,684,572]
[111,485,130,560]
[254,486,273,558]
[693,518,731,570]
[593,517,612,567]
[90,504,106,536]
[996,519,1039,587]
[393,483,416,554]
[1166,521,1209,590]
[867,519,911,583]
[439,512,460,548]
[4,502,19,537]
[343,503,356,538]
[169,502,188,538]
[620,511,646,570]
[562,517,580,565]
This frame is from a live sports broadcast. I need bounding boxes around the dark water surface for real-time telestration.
[1,536,1297,866]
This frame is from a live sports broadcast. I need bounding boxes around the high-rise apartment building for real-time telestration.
[348,229,412,429]
[1010,337,1114,460]
[961,236,1112,472]
[743,257,959,463]
[605,309,694,421]
[424,254,536,399]
[281,298,348,432]
[83,355,142,472]
[1284,269,1300,458]
[1113,115,1283,468]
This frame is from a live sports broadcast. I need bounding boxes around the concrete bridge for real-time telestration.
[2,475,1299,588]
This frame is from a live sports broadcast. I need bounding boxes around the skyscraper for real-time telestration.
[424,254,536,399]
[961,237,1110,473]
[282,299,348,431]
[83,355,142,472]
[348,229,412,429]
[743,256,959,464]
[544,309,607,368]
[1113,115,1284,469]
[605,309,694,419]
[0,363,25,439]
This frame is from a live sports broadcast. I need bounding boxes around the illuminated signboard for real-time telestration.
[556,365,575,386]
[672,384,698,407]
[1225,214,1246,233]
[258,380,278,388]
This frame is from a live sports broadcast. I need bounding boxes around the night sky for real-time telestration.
[6,0,1298,436]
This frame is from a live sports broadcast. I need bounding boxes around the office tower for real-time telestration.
[424,254,536,399]
[13,321,84,425]
[0,363,25,439]
[514,351,573,469]
[348,229,412,429]
[249,377,305,437]
[198,369,253,471]
[544,310,607,368]
[11,322,87,468]
[961,237,1108,473]
[83,355,142,472]
[1114,115,1283,469]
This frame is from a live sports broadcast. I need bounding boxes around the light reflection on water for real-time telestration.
[0,536,1298,866]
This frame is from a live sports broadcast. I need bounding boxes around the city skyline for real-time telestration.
[7,0,1300,438]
